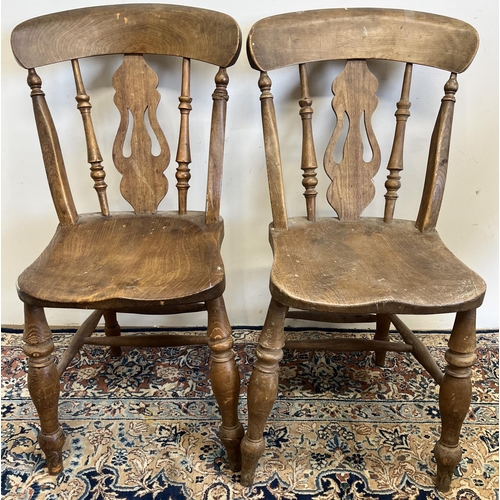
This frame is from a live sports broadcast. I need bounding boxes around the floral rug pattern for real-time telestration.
[1,329,498,499]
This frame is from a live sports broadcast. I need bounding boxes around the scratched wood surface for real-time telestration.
[12,4,241,68]
[268,218,486,314]
[17,212,225,309]
[247,8,478,72]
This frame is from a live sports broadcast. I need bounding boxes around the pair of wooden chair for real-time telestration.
[11,4,486,493]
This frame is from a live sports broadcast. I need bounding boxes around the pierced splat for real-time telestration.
[324,60,381,220]
[112,54,170,214]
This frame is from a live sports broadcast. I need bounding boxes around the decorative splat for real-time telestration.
[112,54,170,214]
[324,60,381,220]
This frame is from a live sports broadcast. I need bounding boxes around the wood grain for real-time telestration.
[324,60,381,220]
[206,68,229,224]
[17,212,225,309]
[28,69,78,225]
[269,217,485,314]
[112,54,170,214]
[247,8,478,73]
[258,72,288,230]
[12,4,241,69]
[416,73,458,232]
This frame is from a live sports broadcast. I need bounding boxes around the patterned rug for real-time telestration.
[1,329,498,499]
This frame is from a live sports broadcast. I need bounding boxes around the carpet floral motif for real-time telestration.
[1,329,498,499]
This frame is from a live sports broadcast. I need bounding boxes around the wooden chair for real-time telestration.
[11,4,243,475]
[240,8,486,492]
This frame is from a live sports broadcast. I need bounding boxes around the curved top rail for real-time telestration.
[247,8,478,73]
[12,3,242,68]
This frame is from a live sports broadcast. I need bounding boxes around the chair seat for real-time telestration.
[17,211,225,309]
[269,217,486,314]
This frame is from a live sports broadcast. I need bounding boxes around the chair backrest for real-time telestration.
[11,4,241,225]
[247,8,479,231]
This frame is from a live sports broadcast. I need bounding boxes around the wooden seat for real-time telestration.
[240,8,486,493]
[11,4,243,475]
[18,213,225,308]
[270,218,484,314]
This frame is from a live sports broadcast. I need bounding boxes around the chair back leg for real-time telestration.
[104,309,122,358]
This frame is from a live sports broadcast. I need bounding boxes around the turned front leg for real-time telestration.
[207,297,244,471]
[23,304,65,474]
[434,309,476,492]
[240,299,288,486]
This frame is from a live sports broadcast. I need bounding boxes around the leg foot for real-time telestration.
[23,304,65,474]
[220,423,245,472]
[207,297,244,471]
[434,441,461,492]
[39,427,66,475]
[240,299,288,486]
[240,436,265,486]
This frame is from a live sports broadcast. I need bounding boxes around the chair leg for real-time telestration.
[240,299,288,486]
[104,310,122,357]
[434,309,476,492]
[206,296,244,472]
[23,304,65,474]
[374,314,391,367]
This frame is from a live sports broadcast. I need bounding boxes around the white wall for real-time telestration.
[2,0,498,330]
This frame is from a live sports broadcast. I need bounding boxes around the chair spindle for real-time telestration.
[259,71,288,230]
[416,73,459,232]
[206,67,229,224]
[27,69,78,225]
[72,59,109,216]
[298,64,318,222]
[176,58,192,215]
[384,63,413,223]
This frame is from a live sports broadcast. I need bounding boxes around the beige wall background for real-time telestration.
[2,0,498,330]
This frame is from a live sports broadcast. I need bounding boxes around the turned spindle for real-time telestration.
[298,64,318,221]
[384,63,413,223]
[72,59,109,216]
[176,58,192,215]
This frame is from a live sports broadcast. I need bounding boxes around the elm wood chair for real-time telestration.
[240,8,486,492]
[11,4,243,475]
